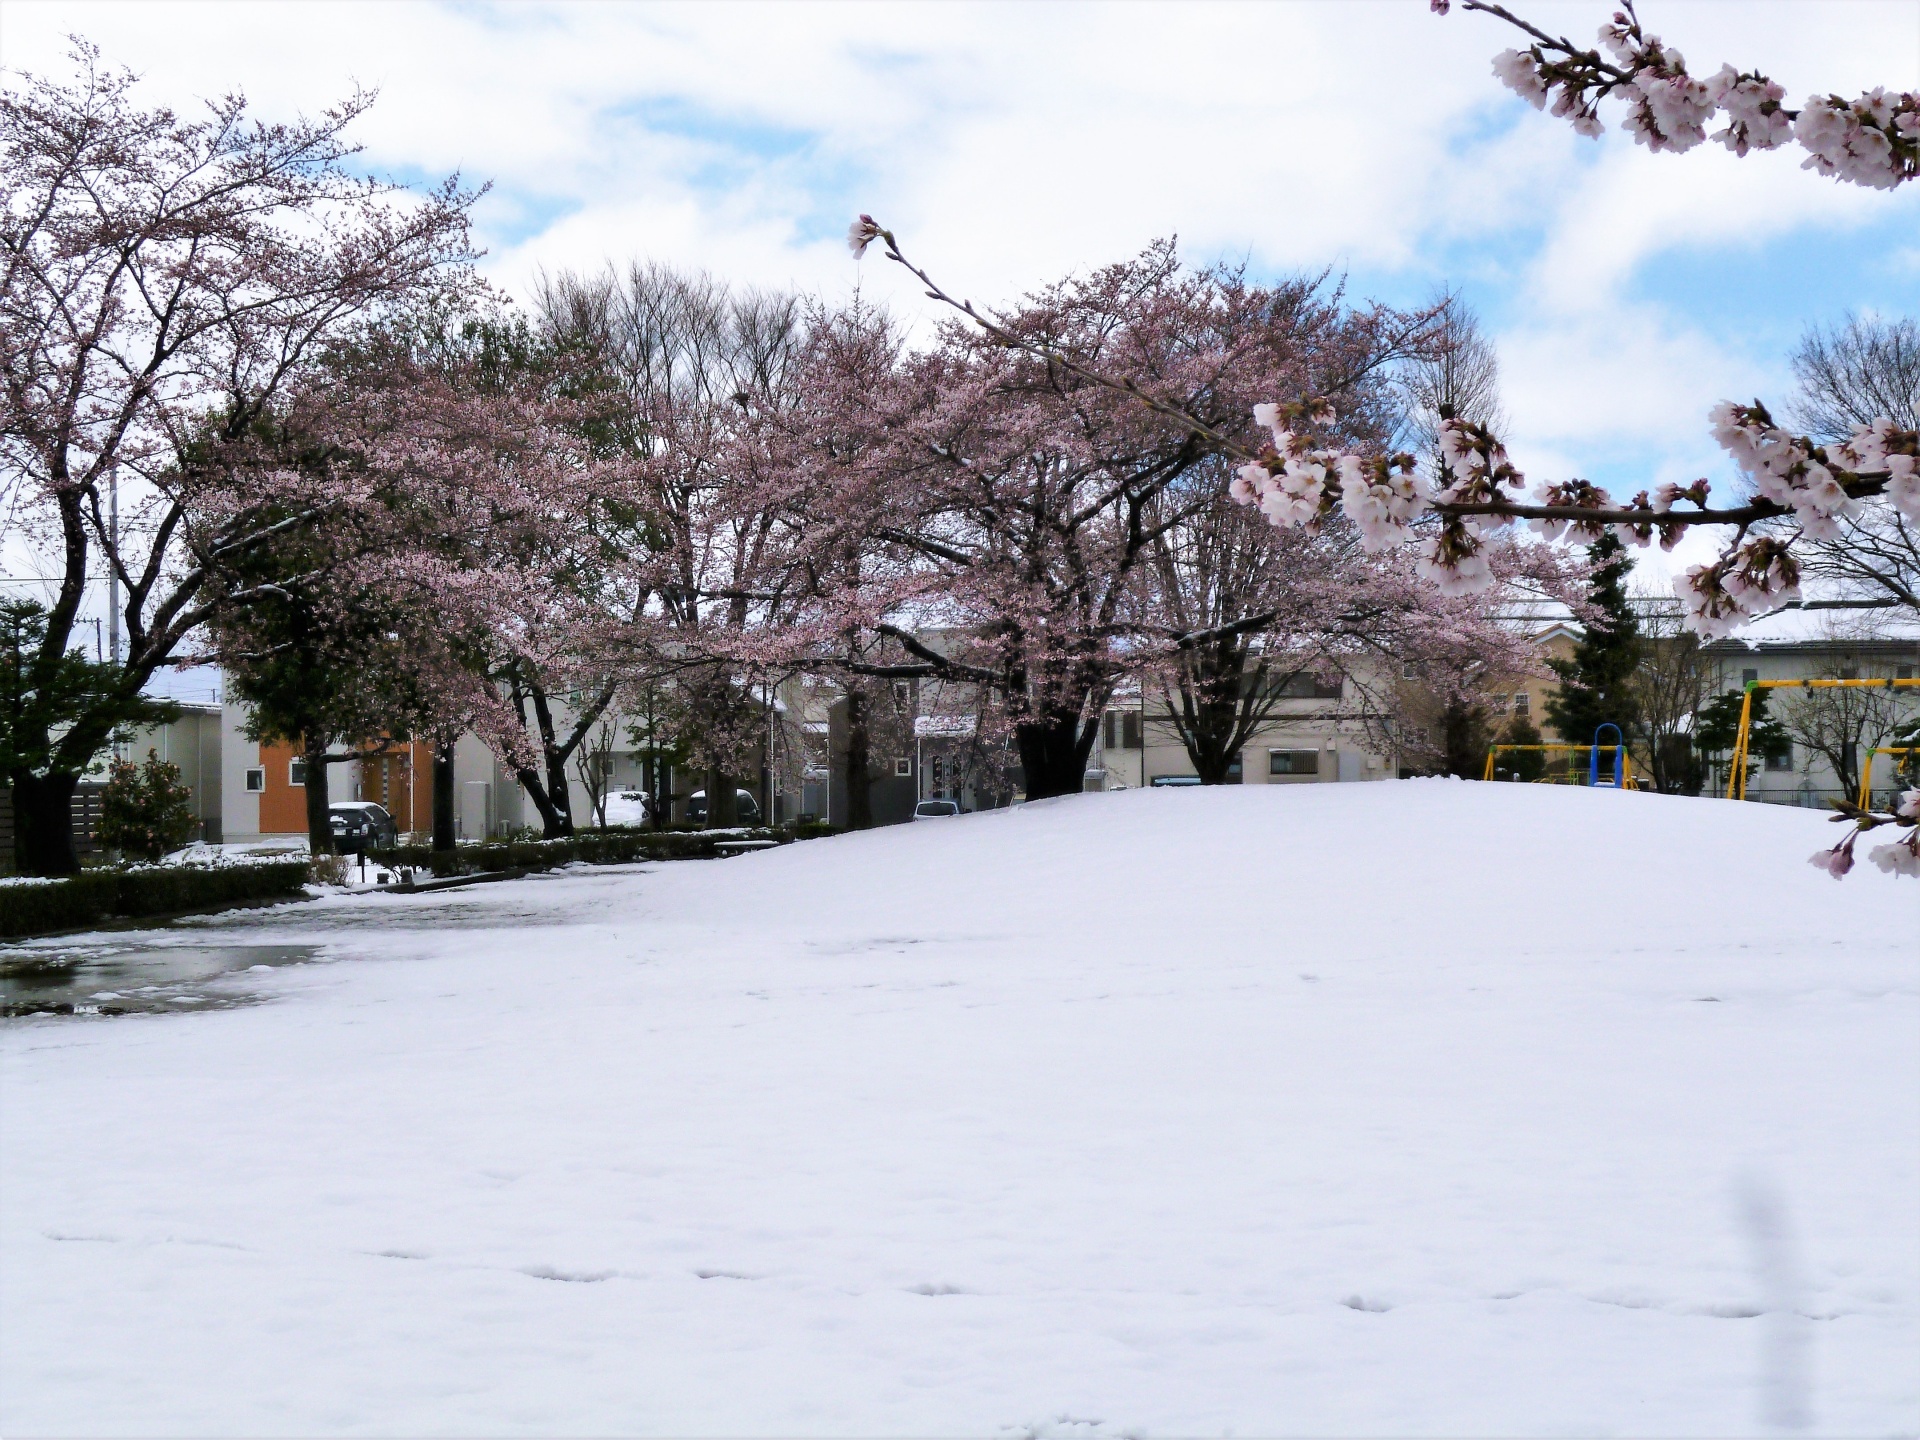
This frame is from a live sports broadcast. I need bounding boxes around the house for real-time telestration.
[1699,610,1919,807]
[1091,664,1400,791]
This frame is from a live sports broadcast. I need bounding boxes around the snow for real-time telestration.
[2,782,1914,1436]
[601,789,652,827]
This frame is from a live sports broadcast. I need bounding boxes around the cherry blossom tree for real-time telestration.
[827,243,1444,800]
[849,0,1920,872]
[0,45,478,872]
[373,313,650,840]
[535,263,818,827]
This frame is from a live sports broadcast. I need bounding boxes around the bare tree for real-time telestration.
[1776,650,1910,801]
[1625,592,1711,794]
[570,711,619,829]
[1396,292,1507,462]
[1788,315,1920,616]
[1789,315,1920,438]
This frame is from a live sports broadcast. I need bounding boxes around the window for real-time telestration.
[1764,745,1793,772]
[1898,665,1914,680]
[1269,749,1320,776]
[1512,692,1530,717]
[892,681,911,705]
[244,767,265,793]
[1266,671,1342,700]
[1226,751,1243,779]
[288,758,306,786]
[1104,712,1143,748]
[893,757,912,777]
[1840,665,1860,681]
[1742,668,1759,687]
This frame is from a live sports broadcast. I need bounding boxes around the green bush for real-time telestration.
[371,826,788,877]
[785,821,844,841]
[0,860,310,939]
[100,750,198,860]
[0,872,120,937]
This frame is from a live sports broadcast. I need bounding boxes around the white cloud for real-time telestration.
[5,0,1917,529]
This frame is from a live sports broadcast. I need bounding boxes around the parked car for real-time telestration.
[329,801,397,853]
[912,799,962,820]
[685,788,762,825]
[602,790,654,828]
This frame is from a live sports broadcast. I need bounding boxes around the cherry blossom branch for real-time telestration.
[1435,0,1919,188]
[849,217,1256,463]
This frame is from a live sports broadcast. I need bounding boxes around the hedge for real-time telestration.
[370,826,789,878]
[0,860,312,939]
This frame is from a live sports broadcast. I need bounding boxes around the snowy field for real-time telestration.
[1,782,1915,1437]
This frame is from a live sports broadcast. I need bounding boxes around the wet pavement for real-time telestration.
[0,942,320,1017]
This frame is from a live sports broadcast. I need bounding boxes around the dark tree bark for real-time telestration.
[11,771,81,876]
[302,735,336,855]
[844,686,873,830]
[1442,698,1492,779]
[1015,713,1099,801]
[432,737,457,851]
[704,760,739,828]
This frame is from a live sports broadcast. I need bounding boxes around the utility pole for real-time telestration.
[106,472,119,667]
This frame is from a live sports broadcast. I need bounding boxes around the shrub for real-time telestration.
[0,860,310,938]
[786,821,844,840]
[100,750,197,860]
[0,872,119,936]
[308,855,350,886]
[369,826,790,877]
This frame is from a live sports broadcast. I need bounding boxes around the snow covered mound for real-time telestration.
[2,782,1914,1436]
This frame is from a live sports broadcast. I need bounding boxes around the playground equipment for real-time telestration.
[1589,723,1626,788]
[1856,745,1919,811]
[1724,678,1920,800]
[1481,742,1638,788]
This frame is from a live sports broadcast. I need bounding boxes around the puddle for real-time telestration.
[0,943,320,1018]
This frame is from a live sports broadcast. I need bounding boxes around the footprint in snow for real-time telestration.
[521,1264,615,1283]
[1342,1294,1392,1312]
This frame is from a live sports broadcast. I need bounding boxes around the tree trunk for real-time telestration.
[303,735,335,855]
[11,770,81,876]
[517,678,575,839]
[844,687,872,830]
[705,760,738,828]
[511,764,570,838]
[432,738,457,852]
[1442,699,1488,779]
[1016,712,1097,801]
[1170,642,1255,784]
[542,743,576,835]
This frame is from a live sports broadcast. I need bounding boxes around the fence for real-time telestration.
[0,783,107,872]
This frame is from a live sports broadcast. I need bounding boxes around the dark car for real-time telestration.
[329,801,398,853]
[684,788,762,825]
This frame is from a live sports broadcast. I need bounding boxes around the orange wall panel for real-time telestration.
[258,739,308,834]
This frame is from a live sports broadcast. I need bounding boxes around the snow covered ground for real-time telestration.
[1,782,1914,1437]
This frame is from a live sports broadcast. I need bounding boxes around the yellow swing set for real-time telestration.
[1481,744,1638,787]
[1723,678,1920,801]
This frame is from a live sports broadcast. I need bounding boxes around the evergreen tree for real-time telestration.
[1693,687,1791,792]
[1544,533,1642,751]
[1493,715,1546,781]
[100,750,196,861]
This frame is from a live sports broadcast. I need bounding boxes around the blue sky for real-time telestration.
[5,0,1919,603]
